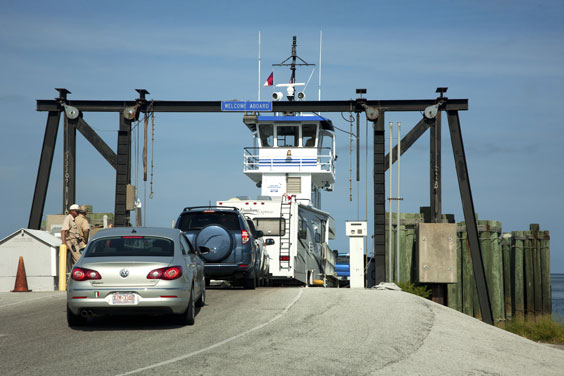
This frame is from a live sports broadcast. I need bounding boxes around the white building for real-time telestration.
[0,229,61,291]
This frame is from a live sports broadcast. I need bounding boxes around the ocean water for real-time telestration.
[552,274,564,320]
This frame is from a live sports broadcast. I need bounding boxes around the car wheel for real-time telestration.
[196,285,206,307]
[175,285,195,325]
[67,305,86,327]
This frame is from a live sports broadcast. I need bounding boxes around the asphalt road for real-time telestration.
[1,288,563,375]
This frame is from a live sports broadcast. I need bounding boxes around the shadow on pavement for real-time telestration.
[69,306,203,331]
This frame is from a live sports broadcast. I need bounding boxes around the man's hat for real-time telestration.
[69,204,80,211]
[79,205,88,213]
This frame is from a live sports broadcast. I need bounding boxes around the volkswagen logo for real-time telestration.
[119,269,129,278]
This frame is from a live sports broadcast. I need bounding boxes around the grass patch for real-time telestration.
[504,315,564,345]
[397,282,432,299]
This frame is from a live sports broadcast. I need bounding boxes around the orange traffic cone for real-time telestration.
[11,256,31,292]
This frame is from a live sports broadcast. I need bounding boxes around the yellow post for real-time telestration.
[59,244,67,291]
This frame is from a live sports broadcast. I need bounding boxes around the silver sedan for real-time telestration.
[66,227,208,326]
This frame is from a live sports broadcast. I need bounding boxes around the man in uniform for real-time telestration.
[76,205,91,248]
[61,204,82,264]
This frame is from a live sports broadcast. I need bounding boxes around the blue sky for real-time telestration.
[1,1,563,271]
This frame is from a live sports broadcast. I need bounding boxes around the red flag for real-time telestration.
[263,72,274,87]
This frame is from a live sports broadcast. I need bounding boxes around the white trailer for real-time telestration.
[218,196,337,286]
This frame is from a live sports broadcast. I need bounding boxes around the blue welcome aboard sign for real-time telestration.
[221,101,272,112]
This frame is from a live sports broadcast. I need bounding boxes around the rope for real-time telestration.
[149,108,155,199]
[349,111,353,202]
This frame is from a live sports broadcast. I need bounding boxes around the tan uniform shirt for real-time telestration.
[62,214,83,249]
[75,214,90,244]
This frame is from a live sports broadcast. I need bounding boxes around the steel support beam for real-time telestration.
[28,111,61,229]
[373,112,386,285]
[75,116,117,169]
[36,99,469,113]
[430,111,442,223]
[114,113,132,227]
[384,117,433,171]
[63,114,76,212]
[447,110,493,325]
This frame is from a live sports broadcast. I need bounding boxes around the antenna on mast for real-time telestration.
[273,36,314,101]
[318,30,323,102]
[258,31,261,101]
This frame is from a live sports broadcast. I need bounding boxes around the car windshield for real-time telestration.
[177,211,240,231]
[84,236,174,257]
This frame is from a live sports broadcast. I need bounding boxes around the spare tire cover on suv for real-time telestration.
[195,225,233,262]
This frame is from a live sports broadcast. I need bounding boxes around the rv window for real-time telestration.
[259,124,274,147]
[254,218,285,236]
[315,232,321,243]
[298,217,307,239]
[313,221,321,243]
[276,125,299,147]
[302,124,317,147]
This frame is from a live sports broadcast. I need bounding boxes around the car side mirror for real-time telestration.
[198,246,210,254]
[256,230,264,238]
[265,238,275,246]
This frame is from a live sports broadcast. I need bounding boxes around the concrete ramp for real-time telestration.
[1,288,562,375]
[190,288,564,375]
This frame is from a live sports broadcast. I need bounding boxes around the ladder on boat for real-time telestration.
[279,196,292,270]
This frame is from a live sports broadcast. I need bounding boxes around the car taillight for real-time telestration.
[71,267,101,281]
[147,266,183,280]
[241,230,250,244]
[280,256,290,262]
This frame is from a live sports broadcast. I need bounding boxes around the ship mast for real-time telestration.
[273,36,314,101]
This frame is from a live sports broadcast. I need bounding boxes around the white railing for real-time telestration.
[243,147,335,175]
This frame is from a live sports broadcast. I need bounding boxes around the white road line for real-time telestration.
[117,288,305,376]
[0,293,64,308]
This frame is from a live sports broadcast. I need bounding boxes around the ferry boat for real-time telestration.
[218,37,338,286]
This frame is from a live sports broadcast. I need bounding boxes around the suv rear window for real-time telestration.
[85,236,174,257]
[177,211,241,231]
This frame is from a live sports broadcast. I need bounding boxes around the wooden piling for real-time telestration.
[447,230,463,312]
[459,226,473,316]
[383,214,551,325]
[502,232,512,321]
[524,231,535,319]
[490,221,505,325]
[540,230,551,314]
[512,231,525,320]
[401,223,413,284]
[529,224,542,318]
[478,220,494,320]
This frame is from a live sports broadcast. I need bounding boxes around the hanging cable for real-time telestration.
[356,111,360,220]
[149,107,155,199]
[349,111,353,202]
[365,115,369,223]
[143,112,148,182]
[133,116,141,226]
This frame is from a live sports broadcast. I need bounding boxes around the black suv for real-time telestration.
[175,207,261,289]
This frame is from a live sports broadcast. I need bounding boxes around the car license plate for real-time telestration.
[111,293,136,305]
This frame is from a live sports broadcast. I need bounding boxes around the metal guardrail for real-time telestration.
[243,147,335,174]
